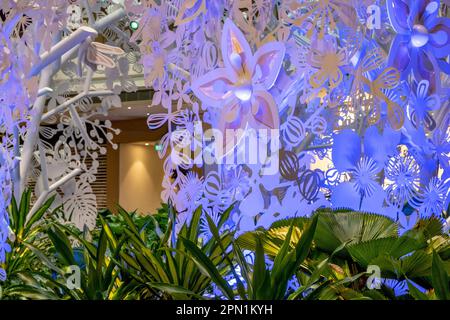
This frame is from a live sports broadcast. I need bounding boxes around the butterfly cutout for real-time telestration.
[365,67,404,130]
[77,40,125,76]
[352,47,404,130]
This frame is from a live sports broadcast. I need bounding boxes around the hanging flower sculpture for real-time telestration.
[191,19,285,138]
[385,153,422,208]
[387,0,450,90]
[330,127,398,216]
[126,1,447,238]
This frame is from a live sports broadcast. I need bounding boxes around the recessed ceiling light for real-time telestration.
[129,20,139,31]
[146,113,150,116]
[145,143,149,146]
[127,107,131,110]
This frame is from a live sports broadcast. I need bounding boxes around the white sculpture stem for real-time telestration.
[12,126,21,198]
[37,87,54,97]
[93,8,126,31]
[18,8,126,202]
[82,0,95,27]
[29,26,98,77]
[41,90,113,122]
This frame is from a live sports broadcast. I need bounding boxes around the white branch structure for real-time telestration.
[9,6,128,228]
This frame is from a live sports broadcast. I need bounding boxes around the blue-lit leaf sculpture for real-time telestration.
[0,0,449,280]
[140,1,449,238]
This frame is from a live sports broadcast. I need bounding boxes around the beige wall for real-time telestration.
[118,143,164,214]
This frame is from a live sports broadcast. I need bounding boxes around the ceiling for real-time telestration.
[95,98,168,121]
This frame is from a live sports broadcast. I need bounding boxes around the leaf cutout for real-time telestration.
[361,47,385,73]
[86,46,116,69]
[387,102,405,130]
[90,42,125,55]
[174,0,206,26]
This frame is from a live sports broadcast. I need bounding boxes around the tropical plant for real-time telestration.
[36,216,139,300]
[237,208,450,300]
[0,190,57,299]
[117,205,234,299]
[188,213,320,299]
[97,204,168,250]
[2,199,449,301]
[187,211,377,300]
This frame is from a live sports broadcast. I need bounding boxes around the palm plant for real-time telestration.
[1,189,57,299]
[188,211,376,300]
[184,213,321,299]
[404,250,450,300]
[37,217,139,300]
[237,208,450,299]
[117,205,234,299]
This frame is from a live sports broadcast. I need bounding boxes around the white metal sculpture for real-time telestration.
[1,0,449,282]
[0,1,138,278]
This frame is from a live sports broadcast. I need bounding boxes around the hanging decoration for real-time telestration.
[134,0,450,237]
[0,0,449,280]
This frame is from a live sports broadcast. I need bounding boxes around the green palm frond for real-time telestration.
[237,210,398,257]
[315,211,398,253]
[346,236,425,268]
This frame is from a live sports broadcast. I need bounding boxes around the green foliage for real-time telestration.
[431,251,450,300]
[117,205,234,299]
[1,189,57,299]
[39,218,139,300]
[2,199,450,301]
[238,215,318,299]
[236,208,450,300]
